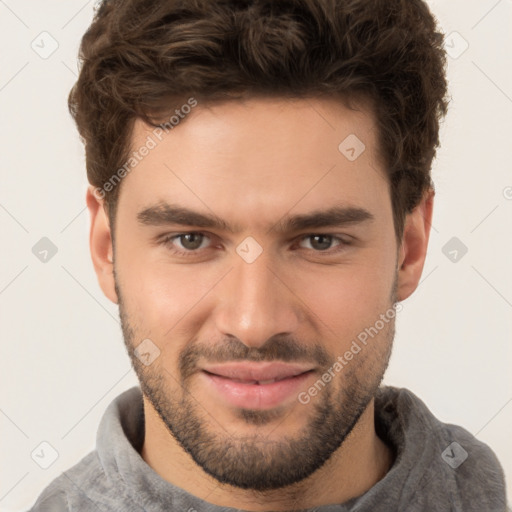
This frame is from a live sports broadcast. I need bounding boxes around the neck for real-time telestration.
[141,398,394,510]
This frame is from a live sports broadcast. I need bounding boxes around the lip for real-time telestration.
[200,362,315,410]
[202,361,314,382]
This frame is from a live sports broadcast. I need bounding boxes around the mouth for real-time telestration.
[199,361,316,410]
[204,375,301,385]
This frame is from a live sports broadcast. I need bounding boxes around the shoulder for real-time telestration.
[26,489,69,512]
[439,421,507,510]
[26,451,105,512]
[377,386,508,511]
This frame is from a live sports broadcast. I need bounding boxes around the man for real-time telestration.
[28,0,507,510]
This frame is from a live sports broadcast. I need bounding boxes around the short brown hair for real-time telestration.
[68,0,449,240]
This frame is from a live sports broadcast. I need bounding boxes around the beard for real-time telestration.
[116,276,396,492]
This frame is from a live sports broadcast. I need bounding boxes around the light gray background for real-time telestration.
[1,0,511,510]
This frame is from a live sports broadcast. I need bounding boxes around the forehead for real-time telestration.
[118,97,390,228]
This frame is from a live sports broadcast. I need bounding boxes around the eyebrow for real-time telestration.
[137,202,374,233]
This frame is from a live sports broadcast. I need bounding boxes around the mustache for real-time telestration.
[179,335,331,380]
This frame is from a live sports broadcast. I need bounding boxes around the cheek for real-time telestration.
[289,258,396,350]
[117,249,222,340]
[117,264,218,377]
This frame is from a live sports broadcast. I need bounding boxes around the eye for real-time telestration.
[162,232,211,253]
[298,234,345,251]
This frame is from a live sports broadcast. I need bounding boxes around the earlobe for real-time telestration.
[86,186,118,304]
[396,189,434,301]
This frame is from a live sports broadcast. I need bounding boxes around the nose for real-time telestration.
[212,251,301,349]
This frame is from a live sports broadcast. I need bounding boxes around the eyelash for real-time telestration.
[159,232,352,257]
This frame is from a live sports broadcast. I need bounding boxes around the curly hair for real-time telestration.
[68,0,449,240]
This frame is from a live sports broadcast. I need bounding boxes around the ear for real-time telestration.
[396,189,434,301]
[86,186,118,304]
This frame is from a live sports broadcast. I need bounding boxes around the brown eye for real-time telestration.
[299,234,340,251]
[161,232,212,253]
[177,233,206,250]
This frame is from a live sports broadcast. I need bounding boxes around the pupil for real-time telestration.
[311,235,331,250]
[181,233,203,250]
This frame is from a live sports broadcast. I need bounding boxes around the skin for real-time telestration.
[87,97,433,510]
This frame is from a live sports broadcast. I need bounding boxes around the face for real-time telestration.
[107,98,402,490]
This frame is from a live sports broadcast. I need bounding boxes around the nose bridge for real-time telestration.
[213,253,299,348]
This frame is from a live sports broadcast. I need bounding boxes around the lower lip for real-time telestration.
[200,370,314,410]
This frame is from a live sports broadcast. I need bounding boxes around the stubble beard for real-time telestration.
[115,275,396,492]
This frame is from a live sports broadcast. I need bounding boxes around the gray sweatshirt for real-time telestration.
[27,385,508,512]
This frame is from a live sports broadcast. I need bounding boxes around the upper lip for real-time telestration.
[202,361,314,382]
